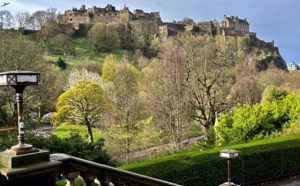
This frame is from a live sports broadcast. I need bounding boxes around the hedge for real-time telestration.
[120,135,300,186]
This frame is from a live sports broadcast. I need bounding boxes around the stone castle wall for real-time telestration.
[57,4,270,47]
[129,20,159,35]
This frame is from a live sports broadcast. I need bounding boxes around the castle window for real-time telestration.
[98,14,99,16]
[115,13,117,15]
[103,13,106,16]
[109,13,111,16]
[70,18,73,21]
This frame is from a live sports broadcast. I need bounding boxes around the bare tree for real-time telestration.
[49,33,75,56]
[46,7,58,21]
[15,11,30,29]
[39,20,62,41]
[231,52,263,105]
[0,10,14,28]
[31,10,47,30]
[176,33,239,137]
[144,38,191,151]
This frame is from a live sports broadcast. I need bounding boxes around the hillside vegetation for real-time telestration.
[0,21,296,165]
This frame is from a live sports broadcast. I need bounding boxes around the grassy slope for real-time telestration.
[54,125,102,141]
[45,37,134,70]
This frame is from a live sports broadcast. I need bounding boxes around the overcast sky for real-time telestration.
[3,0,299,64]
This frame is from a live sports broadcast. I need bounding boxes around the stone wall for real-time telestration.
[129,20,159,35]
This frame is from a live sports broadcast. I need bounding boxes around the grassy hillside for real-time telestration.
[46,37,134,67]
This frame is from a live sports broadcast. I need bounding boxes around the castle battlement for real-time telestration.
[57,4,255,39]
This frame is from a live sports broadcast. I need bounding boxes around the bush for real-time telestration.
[27,132,116,166]
[120,135,300,186]
[0,131,116,166]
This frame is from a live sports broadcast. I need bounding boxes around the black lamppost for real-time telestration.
[0,70,40,155]
[220,149,239,186]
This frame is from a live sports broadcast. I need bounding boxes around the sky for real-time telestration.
[3,0,300,64]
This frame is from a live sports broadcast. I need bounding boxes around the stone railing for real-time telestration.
[51,153,181,186]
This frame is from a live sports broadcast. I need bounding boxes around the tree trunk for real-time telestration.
[87,125,94,143]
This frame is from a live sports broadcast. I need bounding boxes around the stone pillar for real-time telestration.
[0,150,61,186]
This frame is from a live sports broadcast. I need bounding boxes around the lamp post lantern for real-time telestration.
[220,149,239,186]
[0,70,40,155]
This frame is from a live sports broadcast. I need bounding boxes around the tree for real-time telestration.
[50,34,75,56]
[46,7,59,21]
[51,80,110,142]
[0,31,57,127]
[108,63,151,163]
[107,22,125,48]
[39,20,63,41]
[176,33,241,137]
[0,10,14,28]
[179,17,195,24]
[143,38,191,151]
[56,58,67,70]
[87,22,109,52]
[15,11,31,29]
[216,95,291,145]
[75,61,103,75]
[101,54,118,83]
[31,10,47,29]
[231,52,263,105]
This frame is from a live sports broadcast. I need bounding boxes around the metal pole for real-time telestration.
[228,159,231,183]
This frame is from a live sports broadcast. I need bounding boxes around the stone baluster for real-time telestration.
[62,171,80,186]
[80,172,97,186]
[97,176,112,186]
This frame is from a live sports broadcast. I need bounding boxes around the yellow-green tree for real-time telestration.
[51,80,109,142]
[106,62,154,163]
[101,54,118,83]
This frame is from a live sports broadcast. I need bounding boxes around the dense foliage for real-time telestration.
[51,80,110,142]
[0,130,115,166]
[0,8,296,165]
[121,135,300,185]
[216,91,300,145]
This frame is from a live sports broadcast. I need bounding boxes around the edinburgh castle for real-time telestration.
[57,3,277,50]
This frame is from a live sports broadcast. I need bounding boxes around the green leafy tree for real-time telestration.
[262,85,288,102]
[216,95,290,145]
[51,80,110,142]
[106,63,152,163]
[101,54,118,83]
[87,22,109,52]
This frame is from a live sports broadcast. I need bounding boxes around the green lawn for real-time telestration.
[53,125,102,141]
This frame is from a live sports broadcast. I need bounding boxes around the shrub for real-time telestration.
[27,132,116,166]
[121,135,300,186]
[0,131,116,166]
